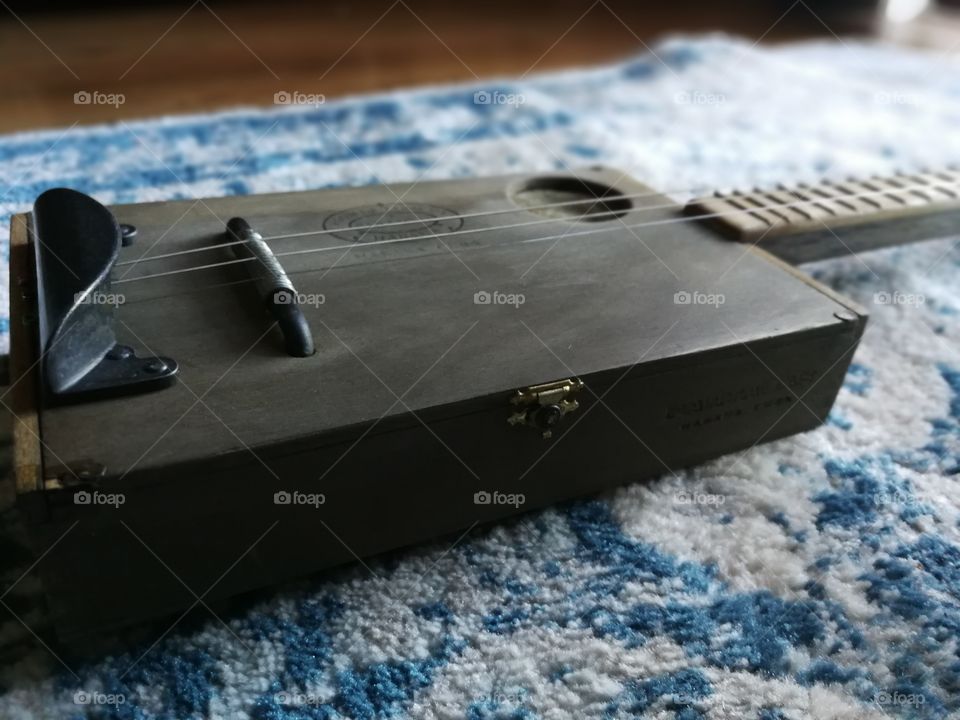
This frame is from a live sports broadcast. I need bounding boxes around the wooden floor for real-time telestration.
[0,0,876,134]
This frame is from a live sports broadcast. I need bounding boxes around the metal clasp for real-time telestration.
[507,378,584,439]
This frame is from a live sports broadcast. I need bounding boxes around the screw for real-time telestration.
[143,360,167,374]
[120,224,137,247]
[107,344,134,360]
[57,461,106,485]
[532,404,563,430]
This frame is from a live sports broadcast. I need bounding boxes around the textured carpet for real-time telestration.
[3,35,960,719]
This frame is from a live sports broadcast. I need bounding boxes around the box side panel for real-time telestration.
[8,213,43,504]
[29,317,864,640]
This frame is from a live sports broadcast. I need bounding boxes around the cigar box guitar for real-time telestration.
[9,166,959,641]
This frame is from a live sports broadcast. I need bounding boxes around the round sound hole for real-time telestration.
[509,176,632,222]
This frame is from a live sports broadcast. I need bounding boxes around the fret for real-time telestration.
[686,169,960,263]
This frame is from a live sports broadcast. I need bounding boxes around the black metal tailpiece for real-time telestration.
[33,188,178,401]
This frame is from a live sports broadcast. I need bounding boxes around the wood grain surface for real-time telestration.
[0,0,866,134]
[7,214,42,503]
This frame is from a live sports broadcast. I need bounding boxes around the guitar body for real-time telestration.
[11,167,866,640]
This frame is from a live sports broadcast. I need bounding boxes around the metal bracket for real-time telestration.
[32,188,178,402]
[507,378,584,439]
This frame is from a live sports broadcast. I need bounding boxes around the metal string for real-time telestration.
[116,170,957,269]
[115,203,657,283]
[112,175,960,291]
[112,184,703,268]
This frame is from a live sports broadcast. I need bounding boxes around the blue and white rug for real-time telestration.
[3,35,960,719]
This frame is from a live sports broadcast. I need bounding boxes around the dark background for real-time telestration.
[1,0,955,133]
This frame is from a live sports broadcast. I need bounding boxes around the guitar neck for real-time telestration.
[686,169,960,264]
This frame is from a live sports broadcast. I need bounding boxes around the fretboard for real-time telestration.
[685,169,960,263]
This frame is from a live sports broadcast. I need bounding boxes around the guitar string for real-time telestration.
[112,171,958,269]
[114,177,960,288]
[115,202,667,281]
[113,176,960,298]
[112,183,709,268]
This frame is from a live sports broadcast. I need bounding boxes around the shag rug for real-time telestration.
[2,35,960,720]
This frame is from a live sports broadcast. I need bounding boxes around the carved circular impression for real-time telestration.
[323,203,464,243]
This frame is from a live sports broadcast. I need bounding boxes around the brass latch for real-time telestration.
[508,378,584,439]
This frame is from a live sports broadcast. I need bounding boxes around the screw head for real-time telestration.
[107,344,134,360]
[143,359,167,374]
[120,224,137,247]
[532,404,563,430]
